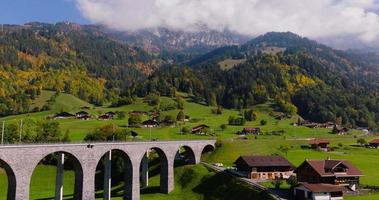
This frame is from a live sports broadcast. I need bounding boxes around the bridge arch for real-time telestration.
[0,159,16,200]
[95,149,134,199]
[140,146,172,194]
[200,144,216,162]
[174,145,197,166]
[29,151,83,200]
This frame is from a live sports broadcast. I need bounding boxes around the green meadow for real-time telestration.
[0,91,378,199]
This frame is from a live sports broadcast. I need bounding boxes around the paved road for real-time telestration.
[202,162,288,200]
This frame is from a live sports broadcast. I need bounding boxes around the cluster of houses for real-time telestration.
[48,111,116,121]
[233,155,363,200]
[294,121,349,135]
[308,138,379,151]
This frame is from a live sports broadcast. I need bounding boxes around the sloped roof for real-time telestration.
[300,183,345,193]
[309,139,329,145]
[235,156,293,167]
[370,139,379,144]
[298,160,363,177]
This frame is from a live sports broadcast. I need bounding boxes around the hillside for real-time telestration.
[140,32,379,129]
[0,22,162,116]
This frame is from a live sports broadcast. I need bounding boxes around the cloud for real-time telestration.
[75,0,379,44]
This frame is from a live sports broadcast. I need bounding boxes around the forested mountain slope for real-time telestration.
[0,22,161,116]
[138,33,379,129]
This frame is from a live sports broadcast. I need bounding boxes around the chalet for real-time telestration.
[99,112,115,120]
[75,111,91,120]
[319,122,335,129]
[142,119,159,128]
[333,127,349,135]
[295,159,363,191]
[52,112,75,119]
[309,139,330,151]
[233,156,294,180]
[369,139,379,148]
[191,124,210,135]
[294,183,345,200]
[241,127,261,135]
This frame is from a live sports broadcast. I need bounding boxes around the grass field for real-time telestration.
[0,91,378,199]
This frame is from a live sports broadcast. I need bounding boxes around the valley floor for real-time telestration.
[0,91,378,199]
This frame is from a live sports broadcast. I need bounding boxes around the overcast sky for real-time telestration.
[1,0,379,48]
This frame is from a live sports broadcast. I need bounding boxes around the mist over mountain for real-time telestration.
[75,0,379,50]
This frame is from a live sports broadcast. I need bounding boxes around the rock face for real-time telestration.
[108,27,251,55]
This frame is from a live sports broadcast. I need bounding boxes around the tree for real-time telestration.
[62,130,71,142]
[35,121,61,142]
[220,124,227,130]
[177,110,185,122]
[128,114,142,126]
[244,109,257,121]
[357,138,367,146]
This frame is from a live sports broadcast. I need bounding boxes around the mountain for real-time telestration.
[0,22,162,116]
[140,32,379,129]
[94,26,250,63]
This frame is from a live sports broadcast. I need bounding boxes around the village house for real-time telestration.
[191,124,210,135]
[75,111,91,120]
[319,122,335,129]
[309,139,330,151]
[369,139,379,148]
[240,127,261,135]
[295,159,363,191]
[233,156,294,180]
[51,112,75,119]
[293,183,345,200]
[142,119,159,128]
[99,112,116,120]
[333,126,349,135]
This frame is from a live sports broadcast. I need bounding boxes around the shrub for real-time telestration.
[220,124,227,130]
[215,139,223,148]
[260,120,267,126]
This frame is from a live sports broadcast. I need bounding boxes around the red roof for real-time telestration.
[235,156,293,168]
[370,139,379,144]
[309,139,330,145]
[296,160,363,177]
[300,183,346,193]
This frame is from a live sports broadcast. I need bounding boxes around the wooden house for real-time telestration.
[309,139,330,151]
[191,124,210,135]
[241,127,261,135]
[142,119,159,128]
[52,112,75,119]
[295,159,363,191]
[369,139,379,148]
[233,156,294,180]
[99,112,115,120]
[75,111,91,120]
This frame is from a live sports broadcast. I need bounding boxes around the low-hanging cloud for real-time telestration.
[75,0,379,44]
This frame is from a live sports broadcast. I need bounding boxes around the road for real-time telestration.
[202,162,289,200]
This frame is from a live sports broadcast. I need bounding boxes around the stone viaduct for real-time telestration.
[0,140,216,200]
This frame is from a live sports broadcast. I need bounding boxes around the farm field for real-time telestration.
[0,91,378,199]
